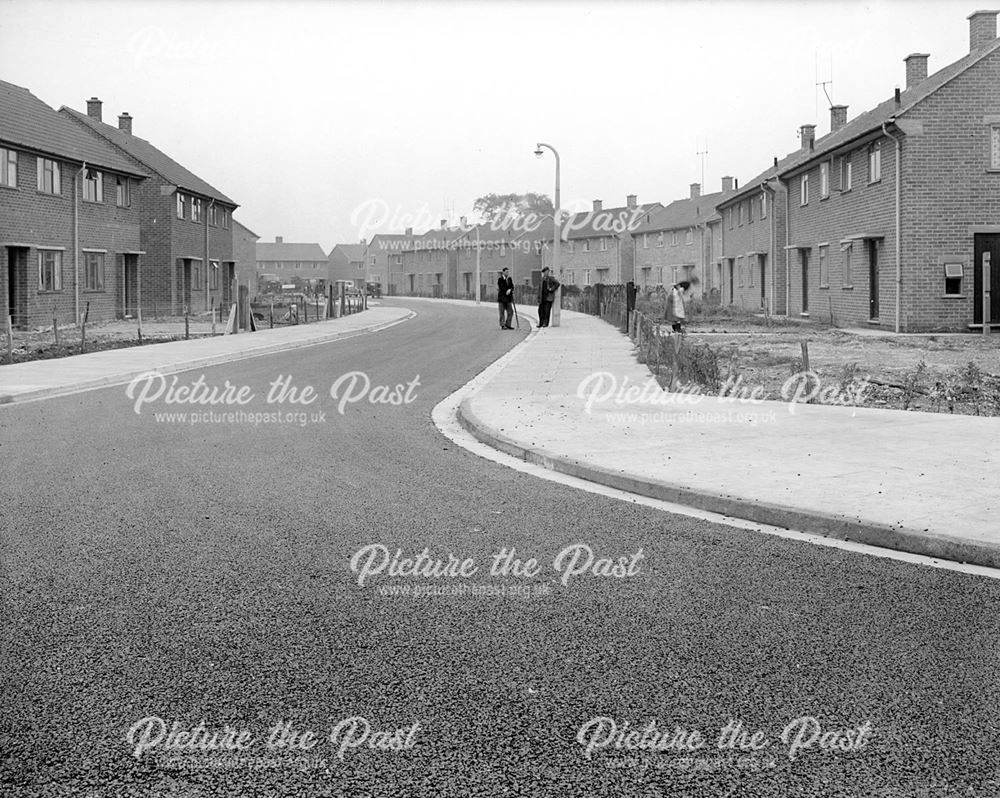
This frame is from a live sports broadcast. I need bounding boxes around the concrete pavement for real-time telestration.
[457,307,1000,570]
[0,305,413,404]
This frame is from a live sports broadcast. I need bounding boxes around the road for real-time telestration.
[1,299,998,798]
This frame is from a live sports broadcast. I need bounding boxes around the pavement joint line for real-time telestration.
[0,309,415,406]
[424,301,1000,575]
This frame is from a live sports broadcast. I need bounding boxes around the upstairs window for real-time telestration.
[1,148,17,188]
[841,155,853,191]
[599,237,607,251]
[800,174,809,205]
[738,203,745,226]
[685,229,693,244]
[176,193,185,219]
[760,191,767,219]
[192,198,203,223]
[582,239,590,252]
[748,197,754,223]
[820,162,830,198]
[83,169,103,202]
[991,125,1000,169]
[671,231,678,245]
[869,142,881,183]
[656,232,664,247]
[37,158,61,194]
[116,176,130,207]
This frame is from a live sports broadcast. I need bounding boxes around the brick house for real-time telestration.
[716,159,791,315]
[255,236,328,290]
[779,11,1000,331]
[232,219,259,293]
[557,195,661,287]
[61,99,238,316]
[397,222,464,297]
[365,233,412,293]
[632,181,731,298]
[452,216,552,300]
[328,243,367,289]
[1,81,147,329]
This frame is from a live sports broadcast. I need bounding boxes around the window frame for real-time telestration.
[38,249,63,291]
[192,197,203,223]
[841,155,853,192]
[176,192,185,219]
[991,124,1000,170]
[83,169,103,203]
[37,157,61,195]
[820,162,830,198]
[116,176,130,207]
[868,142,881,183]
[83,251,105,291]
[943,262,964,296]
[819,244,829,288]
[800,173,809,205]
[0,147,17,188]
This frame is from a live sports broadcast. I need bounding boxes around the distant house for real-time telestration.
[778,10,1000,331]
[0,81,147,328]
[397,223,465,297]
[232,220,259,294]
[61,98,239,316]
[328,243,367,289]
[255,236,328,290]
[451,216,553,299]
[557,195,662,287]
[632,182,731,298]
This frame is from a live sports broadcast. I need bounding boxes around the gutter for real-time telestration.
[882,120,903,333]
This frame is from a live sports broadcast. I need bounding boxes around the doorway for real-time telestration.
[6,247,28,329]
[973,233,1000,326]
[868,239,879,320]
[801,249,809,313]
[759,254,767,309]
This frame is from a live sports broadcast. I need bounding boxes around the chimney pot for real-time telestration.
[593,199,603,212]
[118,112,132,135]
[773,156,778,167]
[904,53,930,89]
[626,194,637,209]
[830,105,849,132]
[276,236,283,244]
[460,215,467,227]
[405,227,413,236]
[440,218,447,229]
[689,183,701,199]
[721,176,734,192]
[968,10,998,52]
[895,87,901,107]
[800,124,816,151]
[86,97,103,122]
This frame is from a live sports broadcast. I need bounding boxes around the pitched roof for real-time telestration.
[233,218,260,239]
[60,104,237,205]
[452,215,555,246]
[256,241,327,261]
[329,243,366,262]
[779,35,1000,178]
[565,203,662,239]
[633,191,730,234]
[408,227,467,252]
[0,81,146,177]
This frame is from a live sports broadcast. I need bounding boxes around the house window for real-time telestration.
[991,125,1000,169]
[685,229,693,244]
[760,192,767,219]
[83,169,103,202]
[38,250,62,290]
[583,269,591,286]
[841,156,853,191]
[1,148,17,188]
[737,256,744,287]
[819,245,829,287]
[655,232,663,247]
[820,162,830,198]
[116,176,130,207]
[210,260,219,290]
[728,207,734,230]
[176,193,185,219]
[37,158,61,194]
[843,243,853,285]
[800,174,809,205]
[748,198,754,223]
[656,266,663,285]
[869,142,881,182]
[192,198,203,223]
[671,231,678,246]
[641,235,647,250]
[583,239,590,252]
[568,241,576,253]
[738,203,744,226]
[209,205,217,226]
[944,263,963,295]
[599,237,607,251]
[500,244,507,257]
[192,260,203,289]
[84,252,105,291]
[748,258,754,286]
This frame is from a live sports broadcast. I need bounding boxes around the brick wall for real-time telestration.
[0,151,141,328]
[561,233,629,285]
[719,187,785,313]
[634,228,705,293]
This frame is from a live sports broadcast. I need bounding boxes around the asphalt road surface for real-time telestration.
[2,299,999,798]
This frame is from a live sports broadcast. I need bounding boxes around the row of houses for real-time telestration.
[1,82,259,330]
[377,10,1000,332]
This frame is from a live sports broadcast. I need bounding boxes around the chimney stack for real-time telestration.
[118,112,132,135]
[904,53,929,89]
[895,87,901,108]
[276,236,283,243]
[593,199,602,212]
[721,176,734,192]
[86,97,103,122]
[773,157,778,167]
[405,227,413,236]
[626,194,637,209]
[800,124,816,151]
[460,215,467,227]
[830,105,848,132]
[440,218,447,229]
[689,183,701,199]
[968,10,998,52]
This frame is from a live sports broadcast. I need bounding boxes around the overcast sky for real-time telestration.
[0,0,980,251]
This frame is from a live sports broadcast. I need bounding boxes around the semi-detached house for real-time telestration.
[0,81,147,329]
[62,98,239,317]
[778,10,1000,331]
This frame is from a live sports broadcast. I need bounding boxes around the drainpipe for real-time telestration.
[205,198,215,312]
[882,121,903,333]
[761,181,777,316]
[782,175,791,316]
[74,161,87,322]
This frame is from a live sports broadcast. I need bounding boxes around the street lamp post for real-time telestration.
[534,142,561,327]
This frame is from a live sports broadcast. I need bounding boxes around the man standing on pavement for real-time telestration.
[537,267,560,328]
[497,267,515,330]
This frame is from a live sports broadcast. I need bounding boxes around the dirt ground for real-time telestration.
[680,318,1000,415]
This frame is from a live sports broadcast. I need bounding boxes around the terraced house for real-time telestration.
[1,81,147,329]
[397,222,464,297]
[779,10,1000,331]
[632,181,732,299]
[256,236,328,291]
[556,195,661,286]
[61,98,239,316]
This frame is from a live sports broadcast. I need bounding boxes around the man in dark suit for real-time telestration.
[497,267,515,329]
[537,267,560,328]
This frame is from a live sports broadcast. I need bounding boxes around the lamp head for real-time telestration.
[534,146,543,158]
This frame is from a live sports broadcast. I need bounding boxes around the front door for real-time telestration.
[6,247,28,329]
[759,255,767,309]
[868,240,880,320]
[973,233,1000,326]
[801,249,809,312]
[728,259,735,304]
